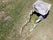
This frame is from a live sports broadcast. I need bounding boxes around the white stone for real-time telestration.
[33,0,51,15]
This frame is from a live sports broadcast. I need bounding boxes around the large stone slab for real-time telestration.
[33,0,51,15]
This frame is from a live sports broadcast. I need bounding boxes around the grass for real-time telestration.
[0,0,36,40]
[34,15,39,23]
[0,0,23,40]
[0,0,53,40]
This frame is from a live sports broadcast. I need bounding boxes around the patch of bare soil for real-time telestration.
[25,11,53,40]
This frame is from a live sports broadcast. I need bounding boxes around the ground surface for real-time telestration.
[0,0,53,40]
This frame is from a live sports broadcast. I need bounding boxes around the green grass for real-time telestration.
[34,15,39,23]
[0,0,23,40]
[0,0,35,40]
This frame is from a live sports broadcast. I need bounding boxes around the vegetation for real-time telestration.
[0,0,53,40]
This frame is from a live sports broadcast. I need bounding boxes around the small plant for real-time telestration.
[34,15,38,23]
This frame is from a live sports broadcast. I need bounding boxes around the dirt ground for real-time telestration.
[20,0,53,40]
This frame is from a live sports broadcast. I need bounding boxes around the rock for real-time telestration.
[4,16,12,23]
[2,0,9,3]
[0,11,6,20]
